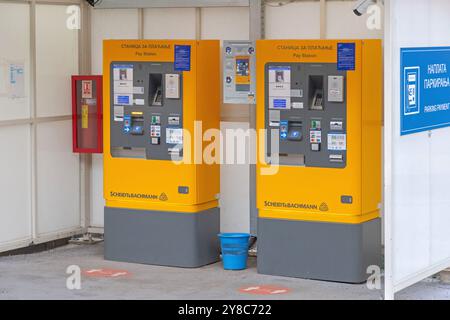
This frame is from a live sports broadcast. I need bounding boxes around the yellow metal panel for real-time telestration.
[195,40,221,205]
[361,40,383,215]
[256,40,382,224]
[103,40,220,213]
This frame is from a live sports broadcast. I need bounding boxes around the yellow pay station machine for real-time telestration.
[103,40,220,267]
[256,40,382,283]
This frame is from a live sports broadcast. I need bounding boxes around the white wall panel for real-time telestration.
[0,3,31,121]
[144,8,196,39]
[385,0,450,298]
[91,9,139,74]
[265,2,320,39]
[429,127,450,263]
[36,120,80,235]
[35,5,79,117]
[392,133,431,280]
[220,122,250,233]
[0,125,31,244]
[90,154,104,227]
[326,1,383,39]
[425,3,450,265]
[201,7,249,40]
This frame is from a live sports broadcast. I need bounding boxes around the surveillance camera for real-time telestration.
[85,0,102,7]
[353,0,377,16]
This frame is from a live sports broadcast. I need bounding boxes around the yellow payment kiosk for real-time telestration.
[103,40,220,267]
[256,40,382,283]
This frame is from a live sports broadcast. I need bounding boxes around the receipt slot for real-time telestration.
[72,75,103,153]
[256,40,383,283]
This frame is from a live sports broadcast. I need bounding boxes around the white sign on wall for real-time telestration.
[0,60,25,99]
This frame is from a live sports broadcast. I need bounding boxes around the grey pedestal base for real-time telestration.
[257,217,381,283]
[104,207,220,268]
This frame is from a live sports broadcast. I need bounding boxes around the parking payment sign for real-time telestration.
[400,47,450,135]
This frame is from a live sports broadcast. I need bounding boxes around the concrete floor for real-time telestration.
[0,243,449,300]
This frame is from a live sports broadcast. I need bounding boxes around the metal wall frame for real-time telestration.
[93,0,251,9]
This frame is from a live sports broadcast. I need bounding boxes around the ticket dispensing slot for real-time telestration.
[149,73,163,106]
[309,76,324,110]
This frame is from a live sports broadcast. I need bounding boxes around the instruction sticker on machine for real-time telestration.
[337,43,356,71]
[174,45,191,71]
[269,66,291,109]
[166,128,183,145]
[113,64,133,105]
[327,133,347,151]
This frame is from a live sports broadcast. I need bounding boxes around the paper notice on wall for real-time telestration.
[0,61,25,99]
[269,66,291,109]
[9,62,25,98]
[113,64,133,105]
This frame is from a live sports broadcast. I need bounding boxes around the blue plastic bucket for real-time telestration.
[218,233,250,270]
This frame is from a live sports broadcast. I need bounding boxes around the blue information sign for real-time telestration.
[400,47,450,135]
[337,43,355,71]
[174,45,191,71]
